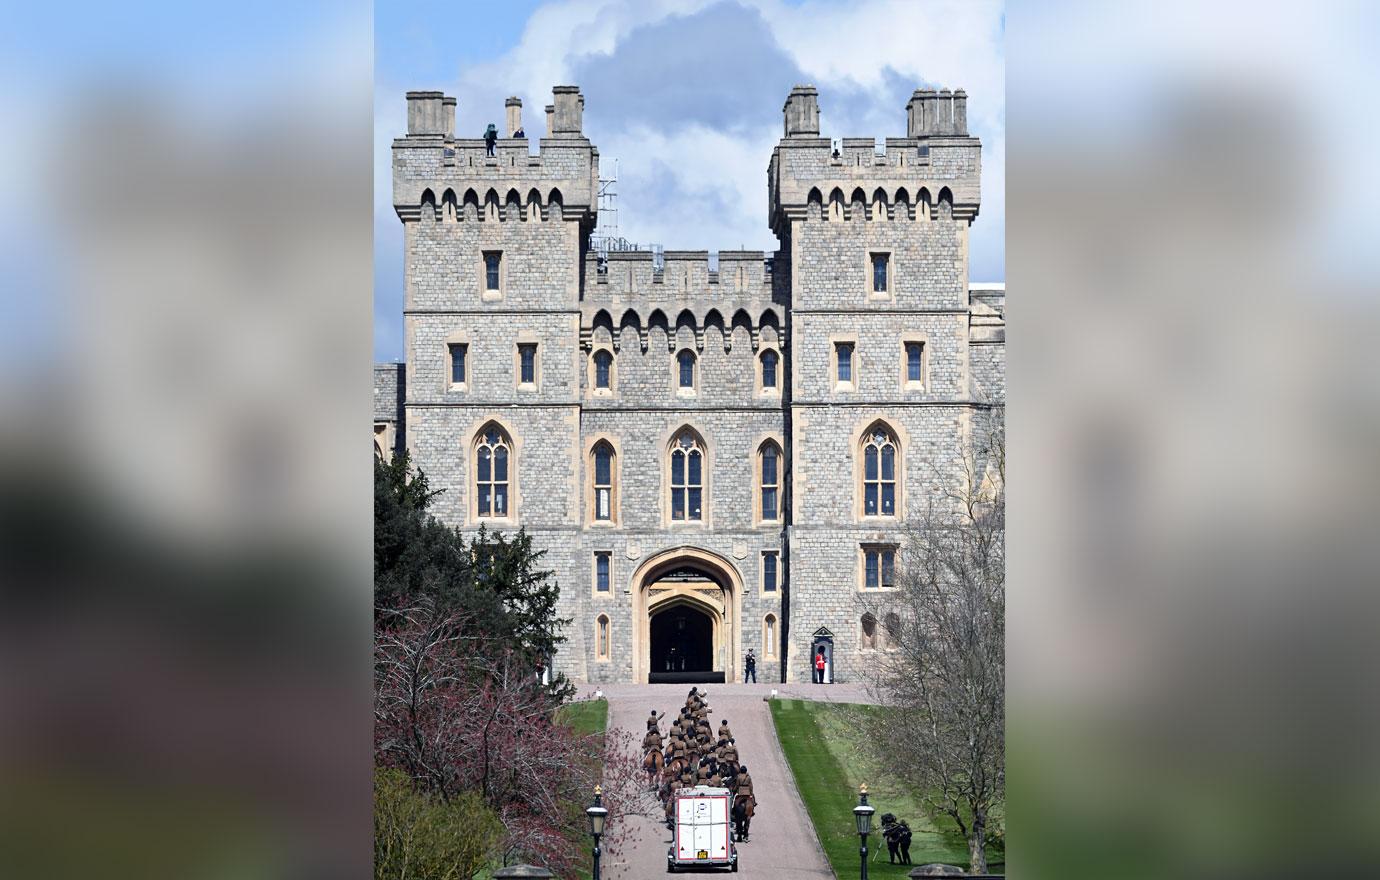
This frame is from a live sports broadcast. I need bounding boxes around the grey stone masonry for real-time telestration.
[389,83,1002,684]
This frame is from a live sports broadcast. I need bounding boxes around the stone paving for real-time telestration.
[577,682,873,879]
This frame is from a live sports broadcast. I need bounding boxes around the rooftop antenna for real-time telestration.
[594,158,620,261]
[590,158,664,272]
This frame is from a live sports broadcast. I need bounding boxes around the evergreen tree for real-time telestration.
[374,453,567,668]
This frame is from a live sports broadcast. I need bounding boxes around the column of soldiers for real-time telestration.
[640,687,758,841]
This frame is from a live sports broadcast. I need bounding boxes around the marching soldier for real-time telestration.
[718,719,732,741]
[735,764,756,808]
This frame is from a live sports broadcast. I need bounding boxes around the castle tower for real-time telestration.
[768,84,986,682]
[392,86,599,674]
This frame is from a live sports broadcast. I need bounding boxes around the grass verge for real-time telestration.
[556,698,608,737]
[770,698,1002,877]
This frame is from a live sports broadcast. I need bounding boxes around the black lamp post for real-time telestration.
[853,783,875,880]
[586,784,609,880]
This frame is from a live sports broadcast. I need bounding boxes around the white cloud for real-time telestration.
[374,0,1007,355]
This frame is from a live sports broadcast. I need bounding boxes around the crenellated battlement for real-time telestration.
[769,84,981,237]
[579,249,785,353]
[393,86,599,230]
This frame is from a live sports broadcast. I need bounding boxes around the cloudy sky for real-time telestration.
[375,0,1005,361]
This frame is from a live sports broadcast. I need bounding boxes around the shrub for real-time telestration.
[374,767,502,880]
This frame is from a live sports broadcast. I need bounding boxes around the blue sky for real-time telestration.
[374,0,1006,361]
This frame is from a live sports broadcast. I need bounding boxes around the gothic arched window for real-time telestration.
[861,613,878,651]
[670,430,705,521]
[862,425,898,517]
[596,614,610,660]
[760,349,779,390]
[677,349,696,390]
[594,349,613,390]
[764,614,778,658]
[475,424,512,518]
[592,441,616,522]
[759,441,782,522]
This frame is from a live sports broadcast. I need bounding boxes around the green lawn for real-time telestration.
[555,698,608,880]
[556,698,608,737]
[769,698,1003,877]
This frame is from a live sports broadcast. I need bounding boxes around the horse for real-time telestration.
[732,795,754,842]
[643,748,664,783]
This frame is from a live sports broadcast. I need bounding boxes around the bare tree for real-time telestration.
[374,599,647,876]
[862,407,1004,873]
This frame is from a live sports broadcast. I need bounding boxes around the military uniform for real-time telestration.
[643,729,663,752]
[722,740,739,765]
[735,771,755,802]
[718,721,732,741]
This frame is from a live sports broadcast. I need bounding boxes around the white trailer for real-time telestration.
[667,785,738,873]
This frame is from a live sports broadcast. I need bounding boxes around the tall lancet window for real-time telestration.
[475,425,512,517]
[760,442,781,522]
[671,431,704,521]
[593,442,614,521]
[863,427,897,517]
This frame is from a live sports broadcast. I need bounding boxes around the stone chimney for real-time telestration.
[551,86,583,136]
[505,96,523,136]
[442,96,456,138]
[782,85,820,137]
[405,91,445,136]
[545,104,555,137]
[938,88,955,135]
[906,89,926,138]
[952,89,967,135]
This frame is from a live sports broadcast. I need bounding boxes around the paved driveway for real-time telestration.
[582,682,870,880]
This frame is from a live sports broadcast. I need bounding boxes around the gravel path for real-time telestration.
[585,683,869,879]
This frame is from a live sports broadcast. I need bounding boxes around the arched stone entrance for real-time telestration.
[632,547,742,684]
[650,601,714,675]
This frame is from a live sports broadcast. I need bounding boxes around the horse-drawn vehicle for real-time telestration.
[667,786,738,873]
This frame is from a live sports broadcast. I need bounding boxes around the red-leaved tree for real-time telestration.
[375,600,648,875]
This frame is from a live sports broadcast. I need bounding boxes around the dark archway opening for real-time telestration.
[649,604,720,684]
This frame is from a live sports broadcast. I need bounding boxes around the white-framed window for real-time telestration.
[905,340,925,387]
[518,343,537,386]
[760,349,778,390]
[475,424,512,519]
[835,341,854,385]
[594,349,613,390]
[871,253,889,293]
[670,430,705,521]
[592,442,615,522]
[762,550,779,593]
[759,442,781,522]
[484,251,502,291]
[862,545,896,590]
[594,551,611,593]
[862,427,897,517]
[677,349,696,391]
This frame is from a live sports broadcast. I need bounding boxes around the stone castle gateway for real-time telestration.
[383,84,1003,684]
